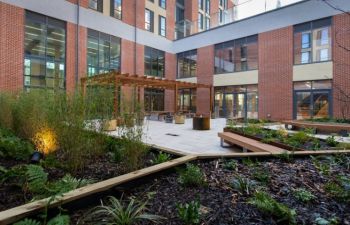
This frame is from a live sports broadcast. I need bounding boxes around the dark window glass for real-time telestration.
[214,35,258,74]
[144,46,165,77]
[145,9,154,32]
[89,0,103,12]
[111,0,122,19]
[159,16,166,37]
[24,11,66,90]
[294,17,332,64]
[144,89,164,112]
[177,50,197,78]
[178,89,196,112]
[87,29,121,77]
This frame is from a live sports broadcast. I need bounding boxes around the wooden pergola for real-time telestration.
[81,72,213,115]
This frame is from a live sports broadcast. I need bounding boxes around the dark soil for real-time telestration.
[70,157,350,225]
[0,152,156,211]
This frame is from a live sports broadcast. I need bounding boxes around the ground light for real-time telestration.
[31,128,58,163]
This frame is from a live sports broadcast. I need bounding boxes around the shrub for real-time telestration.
[178,164,205,187]
[81,196,165,225]
[232,176,256,195]
[311,156,330,176]
[104,136,123,162]
[242,157,258,167]
[293,188,315,203]
[252,170,270,185]
[242,124,263,136]
[177,200,201,225]
[325,136,338,147]
[0,128,34,160]
[289,131,310,145]
[324,176,350,202]
[151,151,171,165]
[249,191,296,224]
[223,159,238,170]
[276,152,294,163]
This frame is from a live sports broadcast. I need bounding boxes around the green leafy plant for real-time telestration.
[223,159,238,170]
[242,157,258,167]
[325,136,338,147]
[293,188,315,202]
[249,191,296,224]
[178,164,205,187]
[14,214,70,225]
[14,219,41,225]
[252,170,270,185]
[81,196,165,225]
[177,200,201,225]
[151,151,171,165]
[276,152,294,163]
[0,128,34,160]
[311,156,331,176]
[232,176,255,195]
[26,164,48,194]
[324,176,350,202]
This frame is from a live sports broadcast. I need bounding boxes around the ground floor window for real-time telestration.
[294,80,332,119]
[144,89,165,112]
[214,85,258,119]
[178,89,196,112]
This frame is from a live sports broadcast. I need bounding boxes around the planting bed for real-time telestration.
[67,156,350,225]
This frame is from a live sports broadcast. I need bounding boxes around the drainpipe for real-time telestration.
[134,0,137,75]
[75,0,81,90]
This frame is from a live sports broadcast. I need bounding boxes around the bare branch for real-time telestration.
[320,0,350,16]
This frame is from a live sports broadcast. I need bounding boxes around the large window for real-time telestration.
[144,89,164,112]
[214,85,258,119]
[111,0,122,19]
[178,89,196,112]
[87,29,121,77]
[159,16,166,37]
[89,0,103,12]
[294,17,332,65]
[144,47,165,77]
[177,50,197,78]
[294,80,332,119]
[145,9,154,32]
[214,35,258,74]
[24,11,66,90]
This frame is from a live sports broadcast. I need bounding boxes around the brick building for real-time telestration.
[0,0,349,120]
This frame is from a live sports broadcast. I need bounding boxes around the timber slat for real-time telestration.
[218,132,287,154]
[283,120,350,132]
[0,155,197,225]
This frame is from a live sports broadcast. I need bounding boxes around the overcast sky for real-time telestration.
[234,0,304,20]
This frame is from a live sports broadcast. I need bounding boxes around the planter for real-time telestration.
[165,115,174,123]
[175,114,185,124]
[193,117,210,130]
[103,119,117,131]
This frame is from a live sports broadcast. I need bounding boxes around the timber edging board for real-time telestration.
[283,120,350,132]
[0,155,197,225]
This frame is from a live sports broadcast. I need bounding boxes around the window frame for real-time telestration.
[158,15,166,37]
[110,0,122,20]
[145,8,154,32]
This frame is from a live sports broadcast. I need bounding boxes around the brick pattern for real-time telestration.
[0,2,24,92]
[258,26,294,121]
[66,23,87,92]
[196,45,214,117]
[66,0,89,8]
[164,53,176,111]
[333,13,350,119]
[122,0,145,29]
[166,0,175,40]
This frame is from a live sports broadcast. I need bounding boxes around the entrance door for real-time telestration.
[224,93,246,118]
[294,90,331,119]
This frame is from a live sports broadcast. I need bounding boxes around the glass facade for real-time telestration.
[178,89,196,112]
[144,89,165,112]
[177,50,197,78]
[214,85,258,119]
[294,80,332,119]
[24,11,66,90]
[144,46,165,77]
[87,29,121,77]
[214,35,258,74]
[294,17,332,65]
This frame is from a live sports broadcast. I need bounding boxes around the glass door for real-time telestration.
[294,90,331,119]
[233,93,246,118]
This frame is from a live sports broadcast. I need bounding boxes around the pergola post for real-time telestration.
[209,85,213,116]
[174,83,178,114]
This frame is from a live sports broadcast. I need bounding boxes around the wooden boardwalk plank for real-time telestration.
[0,155,197,225]
[218,132,286,154]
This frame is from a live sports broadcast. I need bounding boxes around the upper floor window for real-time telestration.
[111,0,122,20]
[145,47,165,77]
[87,29,121,77]
[205,0,210,14]
[24,11,66,90]
[89,0,103,12]
[294,17,332,65]
[159,0,166,9]
[214,35,258,74]
[198,13,204,30]
[177,50,197,78]
[198,0,204,10]
[145,9,154,32]
[159,16,166,37]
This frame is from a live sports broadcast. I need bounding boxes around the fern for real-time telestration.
[26,165,48,194]
[13,218,41,225]
[47,214,70,225]
[48,174,93,195]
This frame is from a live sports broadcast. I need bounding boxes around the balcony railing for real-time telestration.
[175,0,303,39]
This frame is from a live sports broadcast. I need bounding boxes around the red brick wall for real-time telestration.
[197,45,214,117]
[66,0,89,8]
[121,39,144,75]
[258,26,293,121]
[166,0,175,40]
[122,0,145,29]
[66,23,87,92]
[333,13,350,119]
[0,2,24,92]
[164,53,176,111]
[185,0,197,22]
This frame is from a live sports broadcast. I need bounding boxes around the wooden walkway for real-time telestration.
[218,132,286,154]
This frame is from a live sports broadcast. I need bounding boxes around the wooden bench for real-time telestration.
[218,132,286,154]
[283,120,350,135]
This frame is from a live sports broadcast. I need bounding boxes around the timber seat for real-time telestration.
[218,132,286,154]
